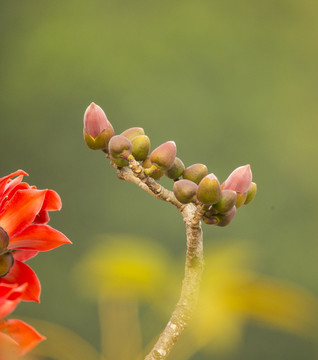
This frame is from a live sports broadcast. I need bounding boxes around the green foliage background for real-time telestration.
[1,0,318,359]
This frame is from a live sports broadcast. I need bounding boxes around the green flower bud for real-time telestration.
[197,174,221,205]
[244,182,257,205]
[142,157,164,179]
[0,252,14,277]
[183,164,208,185]
[173,179,198,204]
[213,206,236,227]
[109,135,132,167]
[235,192,247,208]
[0,227,9,253]
[213,190,237,214]
[121,127,145,140]
[150,141,177,170]
[142,156,152,169]
[165,157,185,180]
[131,135,150,161]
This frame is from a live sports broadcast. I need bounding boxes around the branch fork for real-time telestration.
[111,157,204,360]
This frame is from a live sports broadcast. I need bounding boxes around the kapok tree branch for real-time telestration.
[112,157,204,360]
[84,102,256,360]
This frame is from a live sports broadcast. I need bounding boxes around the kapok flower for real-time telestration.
[0,283,45,356]
[222,164,252,194]
[0,170,71,302]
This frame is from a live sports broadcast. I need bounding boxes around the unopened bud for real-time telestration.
[235,192,247,208]
[165,157,185,180]
[150,141,177,170]
[142,158,164,179]
[213,190,237,213]
[0,252,14,277]
[121,127,145,140]
[0,227,9,253]
[183,164,208,185]
[173,179,198,204]
[244,182,257,205]
[213,206,236,227]
[131,135,150,161]
[83,102,115,150]
[197,174,221,205]
[109,135,132,167]
[223,164,252,193]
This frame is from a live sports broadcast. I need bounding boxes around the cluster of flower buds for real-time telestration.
[172,164,256,226]
[84,103,257,227]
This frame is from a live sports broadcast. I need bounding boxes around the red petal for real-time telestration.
[0,283,15,298]
[41,189,62,211]
[0,298,20,318]
[0,319,45,355]
[5,182,31,202]
[9,224,71,251]
[0,176,24,208]
[0,283,26,300]
[0,331,19,356]
[1,260,41,302]
[0,170,28,192]
[0,171,28,211]
[0,189,46,238]
[34,210,50,224]
[13,250,39,262]
[0,284,26,318]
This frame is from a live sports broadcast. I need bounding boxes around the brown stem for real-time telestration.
[112,157,204,360]
[144,204,204,360]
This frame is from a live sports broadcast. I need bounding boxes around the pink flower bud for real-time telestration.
[84,102,109,138]
[150,141,177,170]
[223,164,252,193]
[83,102,115,150]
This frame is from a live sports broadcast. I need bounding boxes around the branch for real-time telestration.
[112,157,205,360]
[144,204,204,360]
[112,157,185,210]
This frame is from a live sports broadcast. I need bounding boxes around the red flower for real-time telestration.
[0,170,71,302]
[0,283,45,355]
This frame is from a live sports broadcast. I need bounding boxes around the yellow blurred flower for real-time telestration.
[188,241,318,353]
[72,234,173,301]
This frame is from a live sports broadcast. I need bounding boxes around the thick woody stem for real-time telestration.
[144,205,204,360]
[111,157,205,360]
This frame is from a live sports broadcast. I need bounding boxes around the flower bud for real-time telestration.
[83,102,115,150]
[244,182,257,205]
[173,179,198,204]
[213,190,237,214]
[0,227,9,253]
[213,206,236,227]
[165,157,185,180]
[0,252,14,277]
[223,164,252,193]
[142,157,164,179]
[150,141,177,170]
[109,135,132,167]
[197,174,221,205]
[183,163,208,185]
[131,135,150,161]
[235,192,247,208]
[121,127,145,140]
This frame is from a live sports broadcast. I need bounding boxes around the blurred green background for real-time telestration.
[1,0,318,359]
